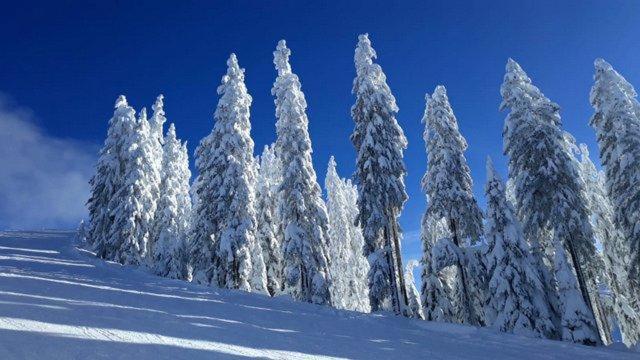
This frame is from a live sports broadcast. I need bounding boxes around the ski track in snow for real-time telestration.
[0,230,637,359]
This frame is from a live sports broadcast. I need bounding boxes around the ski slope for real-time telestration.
[0,231,636,359]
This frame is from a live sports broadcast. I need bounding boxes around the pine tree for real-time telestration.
[197,54,263,292]
[351,34,409,315]
[246,147,269,295]
[150,94,167,146]
[248,226,269,294]
[404,260,424,319]
[501,58,602,343]
[325,156,353,310]
[421,86,484,325]
[501,62,559,329]
[430,237,474,324]
[577,143,640,346]
[590,58,640,296]
[562,133,613,344]
[565,139,617,345]
[484,157,554,338]
[342,171,372,312]
[88,95,137,258]
[421,267,454,322]
[75,220,88,245]
[189,132,217,285]
[255,144,284,296]
[325,156,370,312]
[272,40,331,305]
[148,95,167,256]
[107,108,160,265]
[176,140,193,244]
[420,214,454,322]
[152,124,192,279]
[465,246,490,326]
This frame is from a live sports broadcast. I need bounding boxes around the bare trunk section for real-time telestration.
[383,223,400,314]
[565,238,603,346]
[377,208,409,316]
[301,262,307,302]
[389,208,409,316]
[591,280,613,344]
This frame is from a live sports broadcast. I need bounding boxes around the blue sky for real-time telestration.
[1,1,639,261]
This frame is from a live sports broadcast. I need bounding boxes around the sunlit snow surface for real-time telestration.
[0,231,636,359]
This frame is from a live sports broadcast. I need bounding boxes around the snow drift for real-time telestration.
[0,231,635,359]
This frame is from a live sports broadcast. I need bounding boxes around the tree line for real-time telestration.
[83,34,640,348]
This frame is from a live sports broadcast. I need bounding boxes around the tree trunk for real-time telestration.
[389,208,410,316]
[591,280,613,344]
[300,262,306,302]
[383,223,400,314]
[232,256,237,289]
[449,218,477,326]
[564,238,603,345]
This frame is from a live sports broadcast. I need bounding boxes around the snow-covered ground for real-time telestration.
[0,231,636,359]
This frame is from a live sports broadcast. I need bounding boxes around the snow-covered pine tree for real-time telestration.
[249,226,269,294]
[342,172,371,312]
[255,144,284,296]
[420,215,454,322]
[246,150,269,295]
[578,143,640,346]
[148,95,167,255]
[152,124,192,279]
[500,59,606,339]
[554,240,600,345]
[429,236,478,324]
[197,54,264,292]
[107,108,160,265]
[150,94,167,146]
[404,260,424,319]
[590,58,640,296]
[421,86,484,325]
[272,40,331,305]
[501,58,602,343]
[464,245,490,326]
[325,156,354,310]
[484,157,554,338]
[440,266,461,317]
[88,96,137,258]
[562,134,613,345]
[75,220,88,246]
[189,132,217,285]
[501,63,559,331]
[351,33,409,315]
[175,140,193,245]
[325,156,370,312]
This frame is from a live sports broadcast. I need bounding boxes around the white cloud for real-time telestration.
[402,229,421,245]
[0,97,96,230]
[401,229,422,255]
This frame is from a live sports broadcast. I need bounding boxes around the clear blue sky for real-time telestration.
[1,1,639,260]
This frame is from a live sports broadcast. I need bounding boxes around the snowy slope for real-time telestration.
[0,231,636,360]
